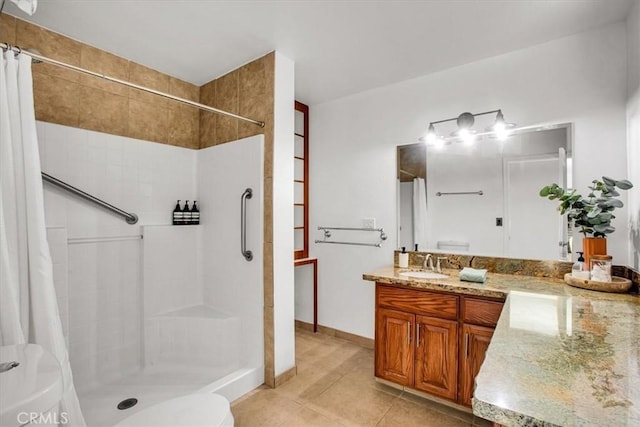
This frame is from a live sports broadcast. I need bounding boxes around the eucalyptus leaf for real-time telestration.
[602,176,616,186]
[616,179,634,190]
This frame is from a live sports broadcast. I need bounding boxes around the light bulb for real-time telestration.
[459,128,476,145]
[425,123,437,144]
[494,122,509,140]
[433,137,445,149]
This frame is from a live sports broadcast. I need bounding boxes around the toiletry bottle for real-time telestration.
[182,200,192,225]
[399,247,409,268]
[191,201,200,225]
[571,251,588,279]
[414,244,419,251]
[173,200,183,225]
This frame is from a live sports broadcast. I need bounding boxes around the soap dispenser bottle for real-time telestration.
[173,200,183,225]
[398,247,409,268]
[572,252,589,279]
[182,200,192,225]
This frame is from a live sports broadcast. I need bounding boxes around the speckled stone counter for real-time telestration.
[363,267,640,426]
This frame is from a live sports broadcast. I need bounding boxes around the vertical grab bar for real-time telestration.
[241,188,253,261]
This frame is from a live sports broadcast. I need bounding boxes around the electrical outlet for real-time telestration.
[363,218,376,229]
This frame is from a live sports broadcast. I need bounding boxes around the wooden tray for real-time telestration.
[564,273,632,293]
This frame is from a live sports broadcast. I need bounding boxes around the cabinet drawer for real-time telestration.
[376,284,458,320]
[462,297,503,327]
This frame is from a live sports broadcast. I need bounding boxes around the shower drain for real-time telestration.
[117,398,138,410]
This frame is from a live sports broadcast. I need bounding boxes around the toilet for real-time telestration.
[437,240,470,252]
[115,393,234,427]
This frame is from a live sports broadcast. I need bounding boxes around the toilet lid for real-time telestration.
[115,393,231,427]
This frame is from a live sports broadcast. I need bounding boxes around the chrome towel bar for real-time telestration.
[315,226,387,247]
[435,190,483,196]
[42,172,138,224]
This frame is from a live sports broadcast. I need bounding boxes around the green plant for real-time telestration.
[539,177,633,238]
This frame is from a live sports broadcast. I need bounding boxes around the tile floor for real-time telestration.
[231,328,492,426]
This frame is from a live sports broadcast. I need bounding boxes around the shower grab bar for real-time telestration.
[41,172,138,224]
[435,190,483,196]
[315,226,387,247]
[240,188,253,261]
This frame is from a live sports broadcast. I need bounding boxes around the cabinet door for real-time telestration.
[414,315,458,400]
[459,324,494,406]
[375,308,414,386]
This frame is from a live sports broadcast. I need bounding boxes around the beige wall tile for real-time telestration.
[263,305,275,388]
[199,81,217,148]
[168,105,199,149]
[79,45,129,96]
[169,76,199,102]
[1,13,17,44]
[77,85,128,136]
[128,62,170,107]
[128,99,169,144]
[16,19,82,82]
[238,54,271,140]
[199,111,217,149]
[215,70,239,144]
[33,73,80,127]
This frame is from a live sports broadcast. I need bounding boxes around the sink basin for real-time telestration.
[399,271,449,280]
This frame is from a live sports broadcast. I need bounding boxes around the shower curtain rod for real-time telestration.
[0,42,265,128]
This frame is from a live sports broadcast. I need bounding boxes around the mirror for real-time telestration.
[397,123,572,261]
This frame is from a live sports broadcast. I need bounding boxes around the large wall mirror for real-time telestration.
[397,123,573,261]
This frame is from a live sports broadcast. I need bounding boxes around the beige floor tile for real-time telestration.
[398,392,474,423]
[305,375,400,426]
[232,388,305,427]
[278,406,344,427]
[377,398,472,427]
[274,366,343,404]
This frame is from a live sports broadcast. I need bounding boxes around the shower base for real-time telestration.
[79,364,238,427]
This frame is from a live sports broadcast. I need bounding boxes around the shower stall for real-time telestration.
[38,122,264,426]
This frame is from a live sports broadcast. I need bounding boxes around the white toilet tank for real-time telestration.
[437,240,470,252]
[115,393,233,427]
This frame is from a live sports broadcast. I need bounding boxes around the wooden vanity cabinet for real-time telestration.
[375,284,459,400]
[459,296,503,406]
[375,283,504,407]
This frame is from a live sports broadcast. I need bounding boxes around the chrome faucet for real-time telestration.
[436,257,448,274]
[422,254,434,271]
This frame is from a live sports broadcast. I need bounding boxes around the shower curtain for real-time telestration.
[413,177,428,250]
[0,51,86,426]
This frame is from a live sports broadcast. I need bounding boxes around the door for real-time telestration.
[375,308,414,386]
[414,315,458,400]
[504,155,561,260]
[459,324,494,406]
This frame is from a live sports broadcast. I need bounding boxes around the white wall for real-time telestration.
[306,22,629,339]
[272,52,296,376]
[627,0,640,270]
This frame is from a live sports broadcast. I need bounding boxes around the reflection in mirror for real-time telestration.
[397,124,572,261]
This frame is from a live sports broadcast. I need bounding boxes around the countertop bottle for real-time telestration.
[571,251,589,279]
[398,247,409,268]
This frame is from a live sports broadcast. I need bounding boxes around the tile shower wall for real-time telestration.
[0,13,200,148]
[38,121,197,391]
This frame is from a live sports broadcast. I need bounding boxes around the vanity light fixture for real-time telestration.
[420,109,516,145]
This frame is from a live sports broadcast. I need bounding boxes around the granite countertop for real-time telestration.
[363,267,640,426]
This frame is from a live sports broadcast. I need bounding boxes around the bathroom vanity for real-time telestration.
[363,266,640,426]
[374,282,503,406]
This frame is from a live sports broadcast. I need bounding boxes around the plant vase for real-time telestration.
[582,237,607,269]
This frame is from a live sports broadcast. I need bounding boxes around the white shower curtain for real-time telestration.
[0,51,86,426]
[412,177,428,250]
